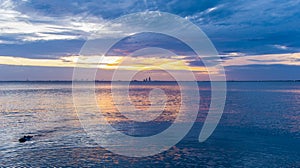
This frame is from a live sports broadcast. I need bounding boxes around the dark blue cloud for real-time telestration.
[9,0,300,57]
[17,0,220,19]
[106,32,197,56]
[187,60,205,67]
[193,0,300,55]
[0,40,84,58]
[226,64,300,81]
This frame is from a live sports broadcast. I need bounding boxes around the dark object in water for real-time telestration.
[19,135,33,143]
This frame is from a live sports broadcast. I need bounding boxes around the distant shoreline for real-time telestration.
[0,80,300,82]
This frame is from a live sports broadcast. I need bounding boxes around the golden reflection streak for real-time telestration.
[96,84,181,123]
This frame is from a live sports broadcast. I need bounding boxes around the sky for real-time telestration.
[0,0,300,81]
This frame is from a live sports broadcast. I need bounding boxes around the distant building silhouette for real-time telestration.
[143,76,152,82]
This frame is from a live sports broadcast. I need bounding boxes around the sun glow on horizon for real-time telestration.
[0,55,209,72]
[1,52,300,80]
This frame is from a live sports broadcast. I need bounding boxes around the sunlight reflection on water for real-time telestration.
[0,82,299,167]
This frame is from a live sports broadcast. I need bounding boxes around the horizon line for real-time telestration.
[0,80,300,82]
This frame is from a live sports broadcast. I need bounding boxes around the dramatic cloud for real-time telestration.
[0,0,300,80]
[0,54,207,72]
[0,0,131,44]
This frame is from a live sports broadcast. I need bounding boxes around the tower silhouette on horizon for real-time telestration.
[143,76,152,82]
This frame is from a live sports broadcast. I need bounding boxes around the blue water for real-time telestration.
[0,82,299,167]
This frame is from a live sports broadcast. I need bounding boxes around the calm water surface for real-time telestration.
[0,82,299,167]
